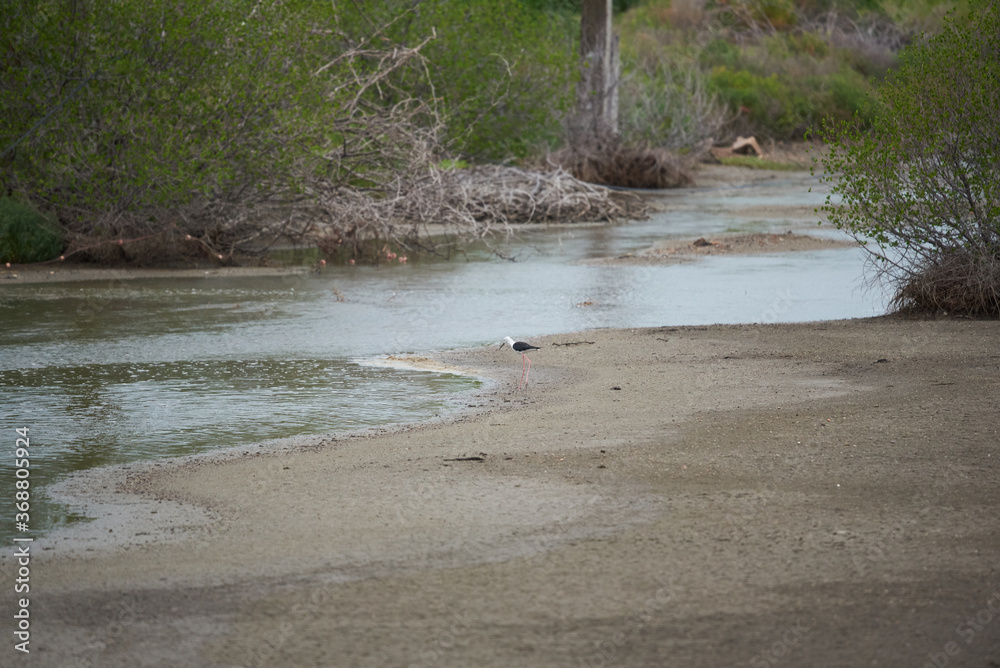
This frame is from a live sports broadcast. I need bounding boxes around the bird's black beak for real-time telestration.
[498,342,506,349]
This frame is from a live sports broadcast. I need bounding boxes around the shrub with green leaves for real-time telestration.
[1,0,333,247]
[0,198,62,263]
[705,45,875,138]
[379,0,578,160]
[818,4,1000,315]
[619,60,728,149]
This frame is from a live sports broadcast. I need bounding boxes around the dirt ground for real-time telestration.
[5,316,999,667]
[588,231,856,266]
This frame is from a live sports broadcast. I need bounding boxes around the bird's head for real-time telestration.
[499,336,514,350]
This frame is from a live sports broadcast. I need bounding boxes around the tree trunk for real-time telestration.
[571,0,619,146]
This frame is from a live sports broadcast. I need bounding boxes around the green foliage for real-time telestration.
[614,0,968,140]
[708,67,806,136]
[880,0,973,32]
[718,155,804,170]
[318,0,577,161]
[818,4,1000,315]
[803,0,885,12]
[0,198,62,263]
[619,59,727,149]
[787,32,829,59]
[703,37,875,138]
[748,0,800,30]
[405,0,577,160]
[517,0,643,15]
[1,0,333,239]
[0,0,584,267]
[828,69,873,124]
[700,38,741,71]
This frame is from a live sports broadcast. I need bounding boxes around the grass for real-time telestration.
[0,197,63,263]
[717,156,806,170]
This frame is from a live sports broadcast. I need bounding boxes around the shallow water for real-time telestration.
[0,170,885,538]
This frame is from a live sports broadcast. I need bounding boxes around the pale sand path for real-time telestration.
[3,318,999,666]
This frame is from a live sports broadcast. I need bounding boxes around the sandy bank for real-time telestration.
[586,231,856,266]
[9,317,1000,667]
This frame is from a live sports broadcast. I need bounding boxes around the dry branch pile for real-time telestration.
[304,18,651,261]
[312,164,649,258]
[552,144,696,189]
[892,252,1000,316]
[426,165,646,223]
[546,128,702,190]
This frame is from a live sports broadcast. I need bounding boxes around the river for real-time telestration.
[0,170,884,538]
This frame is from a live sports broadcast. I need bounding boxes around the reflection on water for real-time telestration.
[0,171,884,539]
[0,355,476,539]
[3,359,473,465]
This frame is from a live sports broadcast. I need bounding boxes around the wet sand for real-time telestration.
[7,317,1000,666]
[586,231,857,266]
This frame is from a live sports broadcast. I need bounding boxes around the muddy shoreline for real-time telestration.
[6,317,999,666]
[586,231,856,265]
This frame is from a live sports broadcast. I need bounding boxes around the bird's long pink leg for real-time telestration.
[519,354,527,389]
[523,355,532,388]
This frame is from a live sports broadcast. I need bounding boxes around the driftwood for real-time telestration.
[710,135,765,160]
[311,164,650,259]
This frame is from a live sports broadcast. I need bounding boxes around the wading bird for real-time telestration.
[500,336,540,389]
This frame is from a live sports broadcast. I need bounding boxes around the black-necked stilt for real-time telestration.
[500,336,540,389]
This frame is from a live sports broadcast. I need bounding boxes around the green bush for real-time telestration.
[828,69,873,124]
[749,0,799,30]
[0,198,62,263]
[1,0,334,241]
[706,55,874,138]
[818,4,1000,315]
[699,38,741,71]
[788,32,830,58]
[259,0,576,162]
[398,0,577,160]
[620,61,728,149]
[617,1,926,140]
[708,66,807,136]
